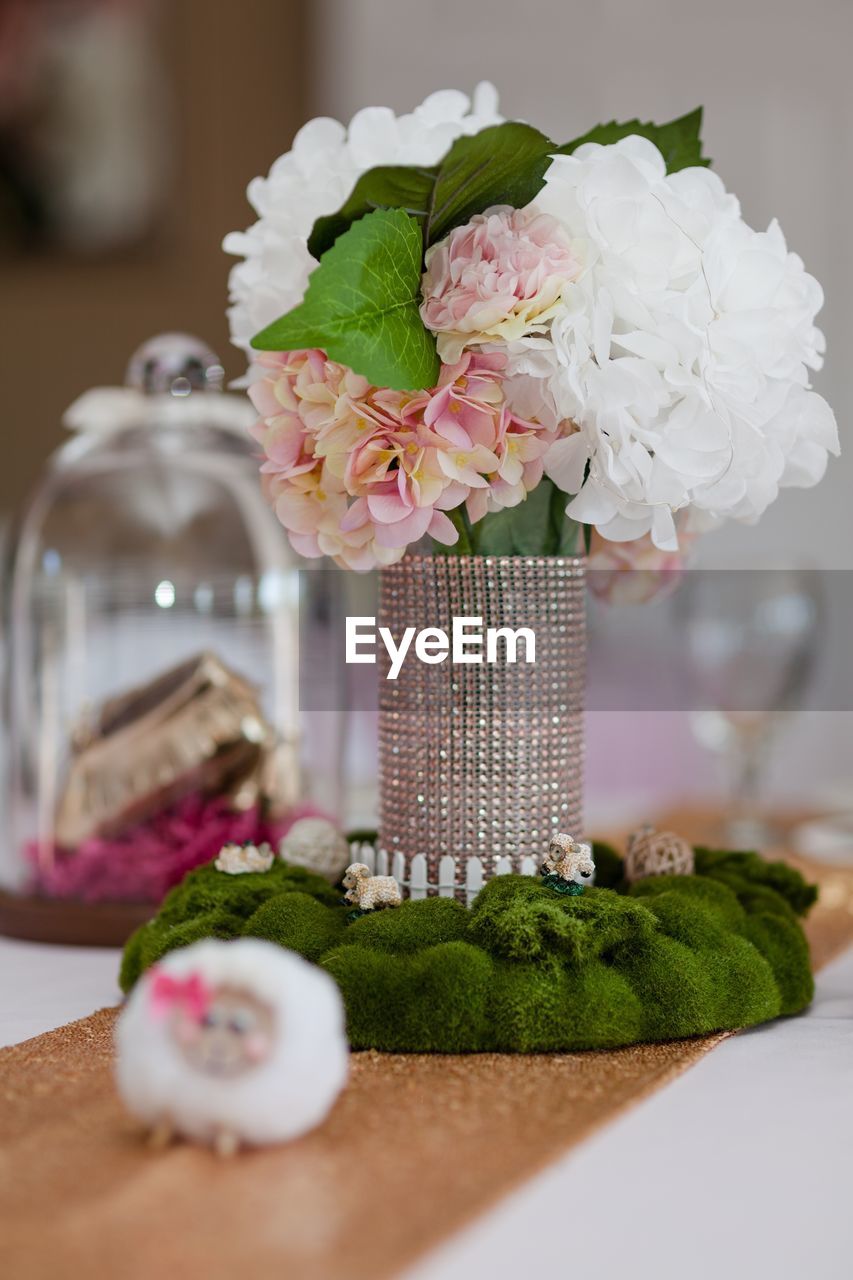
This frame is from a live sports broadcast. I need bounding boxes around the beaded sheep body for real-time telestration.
[343,863,402,910]
[542,834,596,884]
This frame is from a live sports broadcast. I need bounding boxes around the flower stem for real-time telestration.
[447,506,475,555]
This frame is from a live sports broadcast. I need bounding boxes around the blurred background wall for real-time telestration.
[0,0,308,511]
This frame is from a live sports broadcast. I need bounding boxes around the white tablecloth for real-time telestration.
[2,937,851,1279]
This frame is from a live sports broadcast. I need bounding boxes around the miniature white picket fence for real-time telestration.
[347,840,540,906]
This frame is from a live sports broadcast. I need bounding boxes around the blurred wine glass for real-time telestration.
[676,565,822,848]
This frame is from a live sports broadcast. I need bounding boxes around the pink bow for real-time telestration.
[148,968,211,1023]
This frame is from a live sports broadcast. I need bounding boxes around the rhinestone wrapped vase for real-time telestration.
[378,555,585,899]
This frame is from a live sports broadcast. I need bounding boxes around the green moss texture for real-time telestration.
[120,844,817,1052]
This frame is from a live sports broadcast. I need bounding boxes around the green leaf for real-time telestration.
[251,209,440,392]
[424,122,556,245]
[467,503,516,556]
[437,479,580,558]
[558,107,709,173]
[548,480,581,555]
[308,122,559,259]
[445,506,474,555]
[307,111,708,264]
[308,166,436,260]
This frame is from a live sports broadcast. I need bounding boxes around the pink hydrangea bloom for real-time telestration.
[587,524,697,605]
[26,795,325,905]
[420,206,581,362]
[249,351,427,569]
[423,353,557,522]
[249,349,557,569]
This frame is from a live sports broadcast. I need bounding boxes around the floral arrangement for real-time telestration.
[226,85,837,572]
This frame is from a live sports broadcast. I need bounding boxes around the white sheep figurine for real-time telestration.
[342,862,402,911]
[542,833,596,885]
[115,939,349,1156]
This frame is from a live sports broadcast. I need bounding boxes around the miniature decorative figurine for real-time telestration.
[342,863,402,911]
[55,651,295,849]
[214,841,275,875]
[115,939,349,1156]
[624,826,695,883]
[279,817,351,883]
[541,834,596,896]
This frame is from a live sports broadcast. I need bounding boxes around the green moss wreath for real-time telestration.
[120,844,816,1052]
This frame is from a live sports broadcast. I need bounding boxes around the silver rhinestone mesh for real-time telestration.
[378,555,586,899]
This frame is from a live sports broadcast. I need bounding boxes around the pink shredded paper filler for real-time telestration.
[25,792,324,904]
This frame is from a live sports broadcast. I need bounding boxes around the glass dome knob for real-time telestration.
[125,333,225,398]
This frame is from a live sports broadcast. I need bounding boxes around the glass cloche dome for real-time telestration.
[0,334,345,942]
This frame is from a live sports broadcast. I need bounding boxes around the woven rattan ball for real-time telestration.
[624,826,695,883]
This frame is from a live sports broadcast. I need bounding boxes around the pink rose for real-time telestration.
[420,206,580,362]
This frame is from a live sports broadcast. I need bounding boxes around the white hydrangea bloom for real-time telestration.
[528,136,838,547]
[224,84,503,365]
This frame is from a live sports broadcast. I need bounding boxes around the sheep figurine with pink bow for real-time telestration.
[115,938,349,1155]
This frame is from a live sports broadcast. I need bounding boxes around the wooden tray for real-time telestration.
[0,890,152,947]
